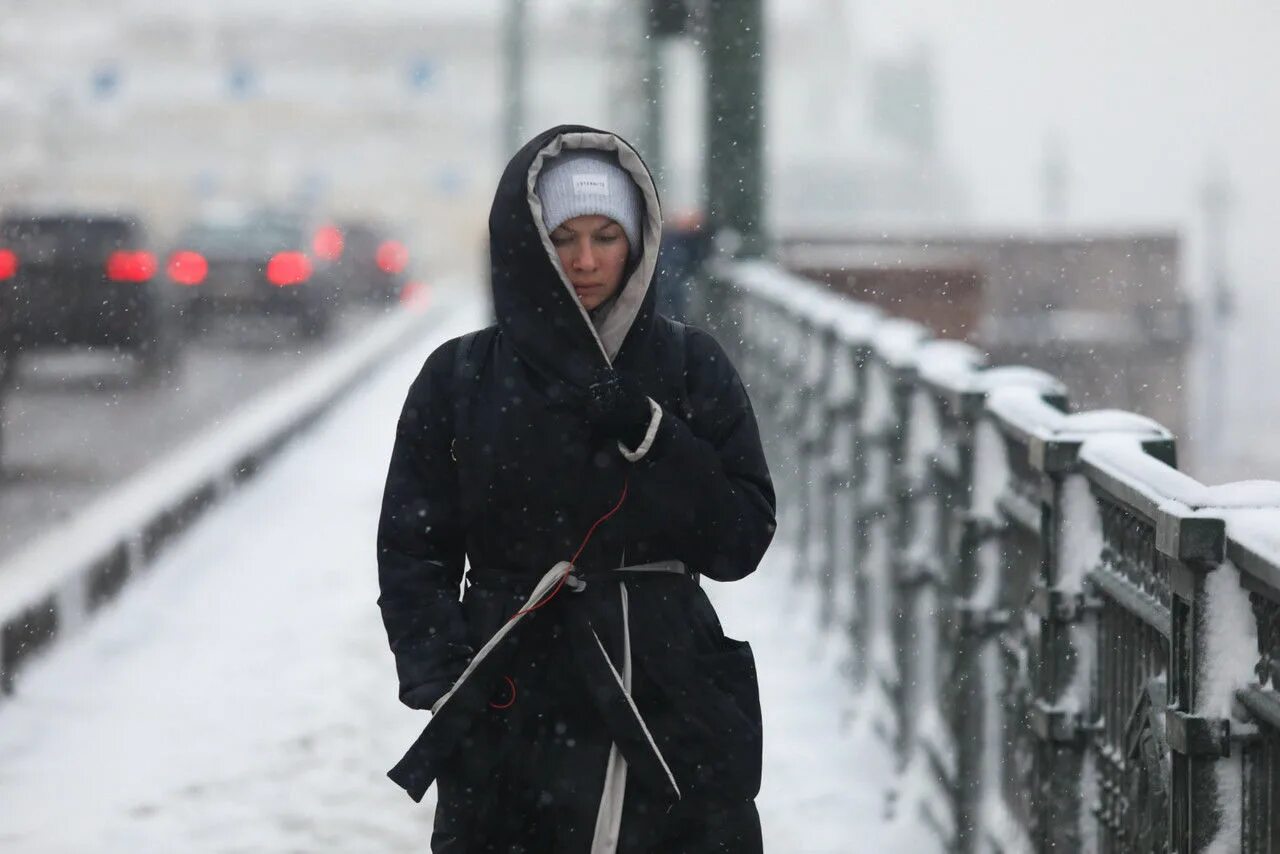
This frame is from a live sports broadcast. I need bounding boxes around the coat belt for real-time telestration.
[428,559,686,854]
[466,559,687,594]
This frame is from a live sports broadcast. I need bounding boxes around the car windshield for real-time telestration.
[1,217,135,257]
[178,220,305,258]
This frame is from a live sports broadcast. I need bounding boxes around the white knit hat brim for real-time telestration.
[534,150,644,258]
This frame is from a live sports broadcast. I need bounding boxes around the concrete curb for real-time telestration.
[0,299,452,696]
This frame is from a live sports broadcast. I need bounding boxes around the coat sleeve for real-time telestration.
[376,340,474,710]
[628,326,777,581]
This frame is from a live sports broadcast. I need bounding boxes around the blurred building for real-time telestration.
[764,0,968,232]
[0,2,510,279]
[783,231,1192,441]
[0,0,972,270]
[0,0,670,281]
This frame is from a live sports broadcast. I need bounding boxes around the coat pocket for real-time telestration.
[631,578,764,802]
[692,636,763,800]
[646,632,763,803]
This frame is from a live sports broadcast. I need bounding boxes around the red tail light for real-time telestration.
[266,252,312,287]
[0,249,17,280]
[167,251,208,286]
[399,280,430,309]
[313,225,344,262]
[106,250,157,282]
[376,240,408,274]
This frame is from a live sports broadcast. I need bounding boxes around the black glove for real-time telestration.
[585,368,653,450]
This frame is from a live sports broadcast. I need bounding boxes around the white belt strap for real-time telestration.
[614,559,686,575]
[429,561,572,716]
[428,559,685,853]
[591,582,632,853]
[590,562,686,853]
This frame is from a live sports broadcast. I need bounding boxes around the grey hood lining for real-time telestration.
[526,132,662,365]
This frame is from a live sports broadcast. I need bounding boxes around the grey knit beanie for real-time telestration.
[535,150,644,259]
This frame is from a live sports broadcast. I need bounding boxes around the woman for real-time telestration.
[377,125,776,853]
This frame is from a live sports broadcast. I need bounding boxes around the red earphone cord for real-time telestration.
[488,477,630,710]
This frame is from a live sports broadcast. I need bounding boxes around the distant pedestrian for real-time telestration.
[376,124,776,853]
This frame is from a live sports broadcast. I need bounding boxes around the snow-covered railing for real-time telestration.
[697,259,1280,853]
[0,301,444,698]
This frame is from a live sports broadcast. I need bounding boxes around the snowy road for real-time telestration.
[0,304,393,562]
[0,292,918,853]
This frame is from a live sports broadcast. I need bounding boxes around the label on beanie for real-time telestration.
[572,174,610,196]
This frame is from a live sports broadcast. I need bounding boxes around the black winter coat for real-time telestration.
[376,125,776,853]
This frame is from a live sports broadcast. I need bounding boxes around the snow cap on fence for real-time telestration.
[871,318,928,369]
[914,340,986,390]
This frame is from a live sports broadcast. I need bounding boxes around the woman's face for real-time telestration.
[550,214,630,311]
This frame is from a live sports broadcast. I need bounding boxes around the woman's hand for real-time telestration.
[584,368,653,449]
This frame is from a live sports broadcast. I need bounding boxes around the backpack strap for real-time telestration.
[662,317,693,422]
[451,326,497,461]
[658,318,700,587]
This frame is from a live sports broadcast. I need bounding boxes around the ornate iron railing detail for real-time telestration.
[695,260,1280,853]
[1252,596,1279,687]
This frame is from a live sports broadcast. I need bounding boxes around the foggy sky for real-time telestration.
[856,0,1279,472]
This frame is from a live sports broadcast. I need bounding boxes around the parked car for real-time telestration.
[0,210,187,383]
[317,219,413,304]
[165,210,336,339]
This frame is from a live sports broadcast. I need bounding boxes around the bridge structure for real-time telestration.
[691,259,1280,853]
[0,258,1274,851]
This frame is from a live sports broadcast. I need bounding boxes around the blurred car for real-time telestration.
[315,219,413,304]
[165,210,336,340]
[0,210,187,383]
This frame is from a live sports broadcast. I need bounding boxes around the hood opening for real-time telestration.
[526,132,663,365]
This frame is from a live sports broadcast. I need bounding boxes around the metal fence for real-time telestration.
[693,260,1280,853]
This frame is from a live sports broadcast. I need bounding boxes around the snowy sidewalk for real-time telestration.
[0,294,911,853]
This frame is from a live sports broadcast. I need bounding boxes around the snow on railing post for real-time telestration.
[1147,483,1280,852]
[924,366,1065,854]
[794,320,832,584]
[1157,502,1232,852]
[1075,435,1223,853]
[861,320,928,767]
[1076,439,1280,852]
[892,339,987,845]
[1222,512,1280,852]
[697,257,1280,853]
[808,321,844,629]
[771,308,809,564]
[981,392,1171,852]
[829,313,878,670]
[1029,422,1172,853]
